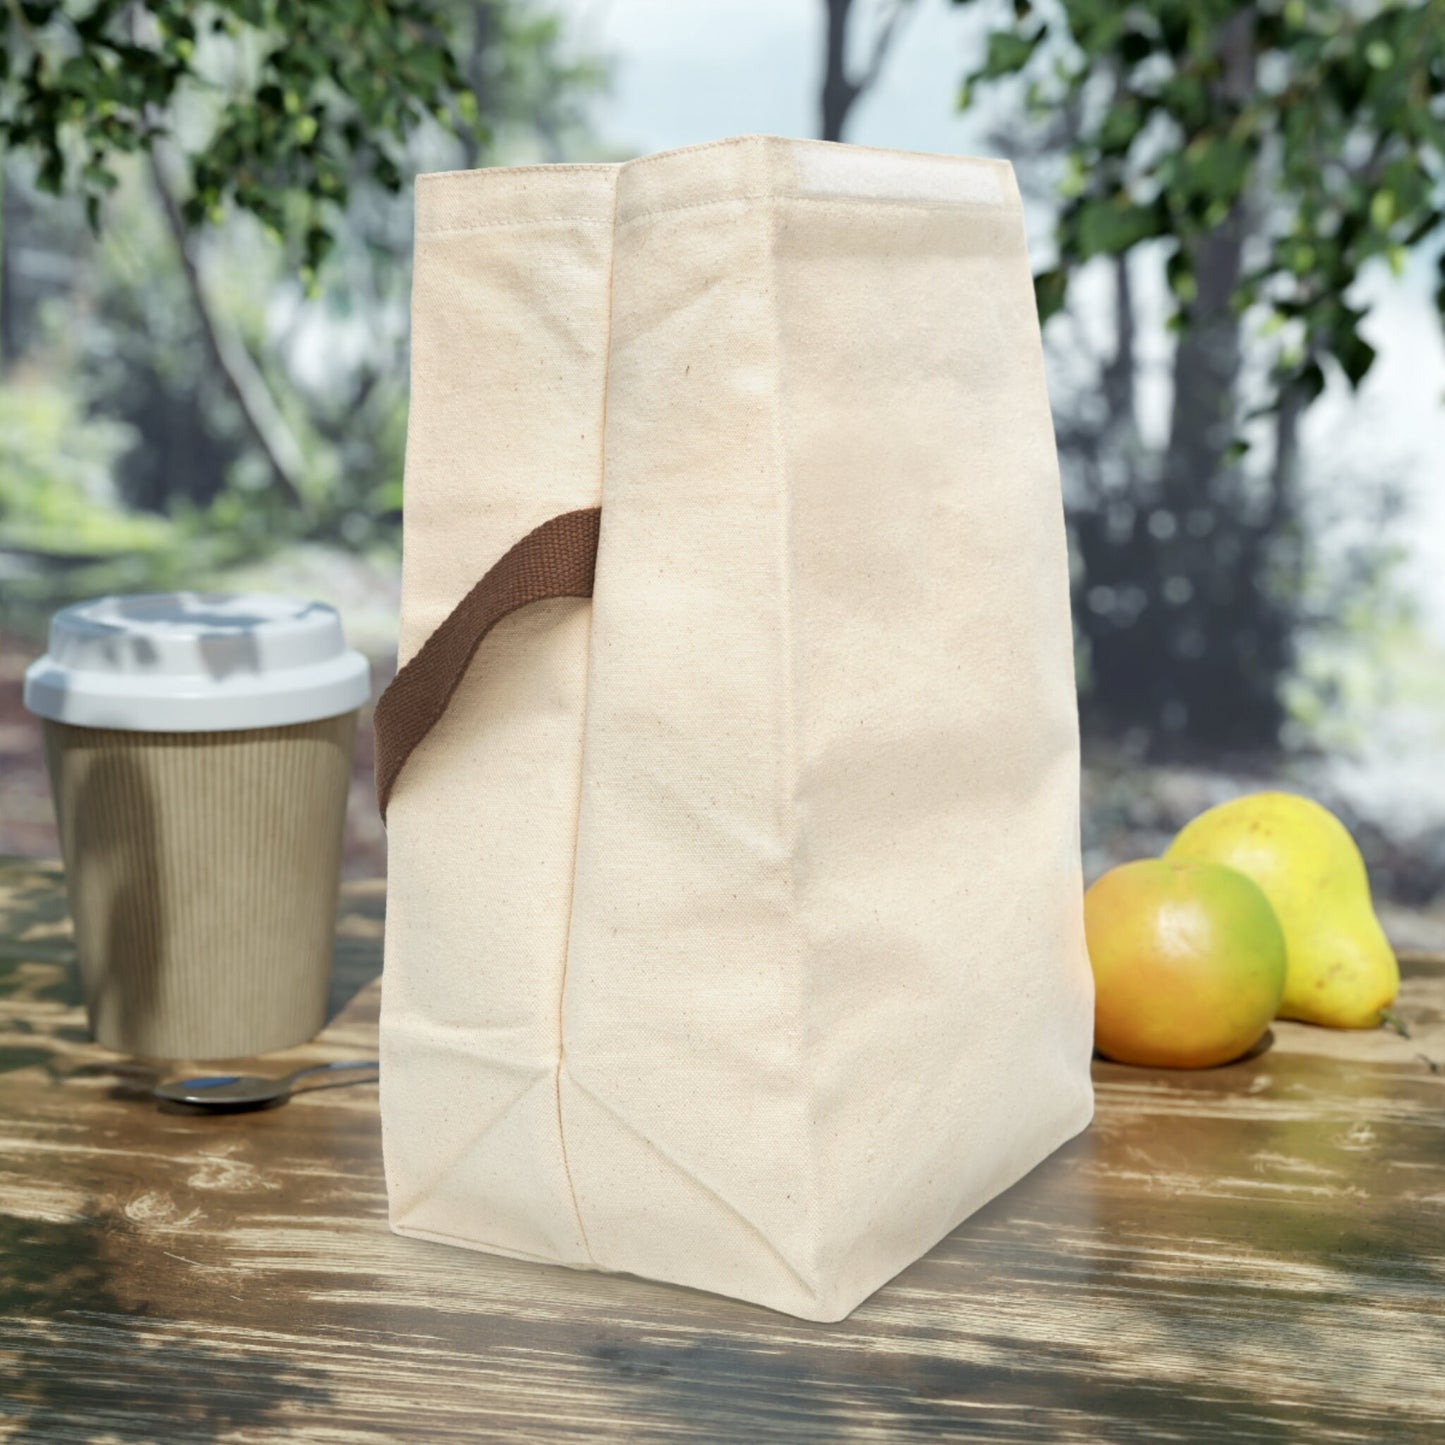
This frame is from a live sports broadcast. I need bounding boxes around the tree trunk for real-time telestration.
[819,0,917,143]
[1266,367,1308,602]
[1162,11,1254,508]
[149,155,310,516]
[1082,11,1293,755]
[820,0,859,142]
[1270,399,1301,535]
[0,153,16,371]
[1163,215,1246,506]
[463,1,500,169]
[1102,252,1137,438]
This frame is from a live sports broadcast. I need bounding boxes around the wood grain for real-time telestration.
[1,858,1442,1444]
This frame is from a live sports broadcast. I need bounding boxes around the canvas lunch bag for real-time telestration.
[374,135,1094,1323]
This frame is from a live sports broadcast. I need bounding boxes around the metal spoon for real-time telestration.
[153,1059,379,1111]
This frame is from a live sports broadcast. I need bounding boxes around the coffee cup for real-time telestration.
[23,593,370,1060]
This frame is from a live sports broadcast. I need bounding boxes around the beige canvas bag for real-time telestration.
[375,135,1094,1323]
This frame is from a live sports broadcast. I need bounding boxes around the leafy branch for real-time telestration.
[0,1,483,278]
[956,0,1445,409]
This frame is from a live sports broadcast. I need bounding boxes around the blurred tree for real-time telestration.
[0,0,479,514]
[460,0,608,163]
[0,371,187,633]
[0,1,478,270]
[820,0,920,141]
[0,1,603,535]
[958,0,1445,753]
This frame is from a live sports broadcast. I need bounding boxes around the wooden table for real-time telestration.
[2,859,1442,1443]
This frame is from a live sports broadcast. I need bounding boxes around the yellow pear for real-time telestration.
[1165,792,1399,1029]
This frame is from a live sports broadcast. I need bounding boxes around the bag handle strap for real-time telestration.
[373,506,602,821]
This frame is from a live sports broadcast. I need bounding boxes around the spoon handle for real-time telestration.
[282,1059,380,1089]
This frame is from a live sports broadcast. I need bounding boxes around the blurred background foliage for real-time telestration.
[0,0,607,636]
[958,0,1445,753]
[1,0,1442,907]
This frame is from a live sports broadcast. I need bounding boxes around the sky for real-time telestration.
[567,0,982,158]
[557,0,1445,650]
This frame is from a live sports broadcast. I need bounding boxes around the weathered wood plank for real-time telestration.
[2,860,1442,1443]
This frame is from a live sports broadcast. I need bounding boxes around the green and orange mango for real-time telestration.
[1085,857,1287,1068]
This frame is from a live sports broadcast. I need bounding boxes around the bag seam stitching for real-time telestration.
[392,1219,608,1268]
[616,193,1013,226]
[416,134,1013,181]
[417,163,620,181]
[415,191,1015,239]
[546,183,618,1273]
[418,218,613,238]
[761,160,817,1292]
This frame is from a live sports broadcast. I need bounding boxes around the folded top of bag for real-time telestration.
[413,135,1017,239]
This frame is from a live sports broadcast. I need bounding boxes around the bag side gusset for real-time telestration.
[776,144,1094,1310]
[557,137,1092,1320]
[557,138,827,1317]
[381,164,619,1265]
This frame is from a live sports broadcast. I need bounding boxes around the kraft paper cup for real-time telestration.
[24,594,371,1060]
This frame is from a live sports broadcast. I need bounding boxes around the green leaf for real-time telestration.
[1165,247,1196,305]
[1075,198,1163,258]
[1097,100,1145,156]
[1034,267,1067,322]
[1117,27,1153,68]
[1058,152,1086,199]
[1298,360,1327,404]
[1364,39,1394,71]
[1335,330,1377,388]
[978,28,1042,79]
[1181,135,1252,208]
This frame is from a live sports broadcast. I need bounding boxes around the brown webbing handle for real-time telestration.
[374,506,601,821]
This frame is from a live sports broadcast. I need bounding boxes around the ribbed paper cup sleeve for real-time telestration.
[42,712,357,1060]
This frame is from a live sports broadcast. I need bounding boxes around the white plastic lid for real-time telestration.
[23,593,372,732]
